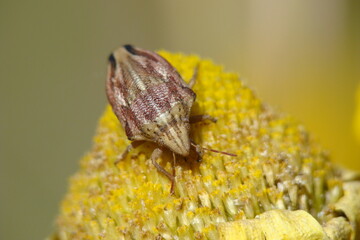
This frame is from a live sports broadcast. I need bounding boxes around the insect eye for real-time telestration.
[123,44,137,55]
[108,54,116,69]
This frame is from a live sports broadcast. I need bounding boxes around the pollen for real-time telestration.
[51,51,356,240]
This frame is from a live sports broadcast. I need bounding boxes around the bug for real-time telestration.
[106,45,236,193]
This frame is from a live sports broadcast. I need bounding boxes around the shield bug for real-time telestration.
[106,45,236,193]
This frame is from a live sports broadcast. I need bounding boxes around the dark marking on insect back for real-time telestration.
[108,54,116,69]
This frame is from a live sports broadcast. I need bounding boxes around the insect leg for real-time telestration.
[188,63,199,88]
[190,115,216,162]
[150,148,176,194]
[114,141,143,165]
[191,142,204,162]
[190,115,217,124]
[171,152,176,194]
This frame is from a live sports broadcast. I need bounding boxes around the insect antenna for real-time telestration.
[191,142,237,157]
[202,147,237,156]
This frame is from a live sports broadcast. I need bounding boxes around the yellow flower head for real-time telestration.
[53,51,345,239]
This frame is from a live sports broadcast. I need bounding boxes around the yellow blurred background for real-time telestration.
[0,0,359,239]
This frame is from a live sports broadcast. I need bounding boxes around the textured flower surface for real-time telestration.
[51,51,359,240]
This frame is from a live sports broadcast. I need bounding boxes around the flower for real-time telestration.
[51,51,359,240]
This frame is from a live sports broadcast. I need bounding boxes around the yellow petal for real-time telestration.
[218,210,326,240]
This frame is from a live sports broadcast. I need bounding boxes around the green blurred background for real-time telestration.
[1,0,359,239]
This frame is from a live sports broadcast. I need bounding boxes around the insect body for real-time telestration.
[106,45,235,193]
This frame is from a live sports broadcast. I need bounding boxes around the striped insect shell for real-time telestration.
[106,45,196,156]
